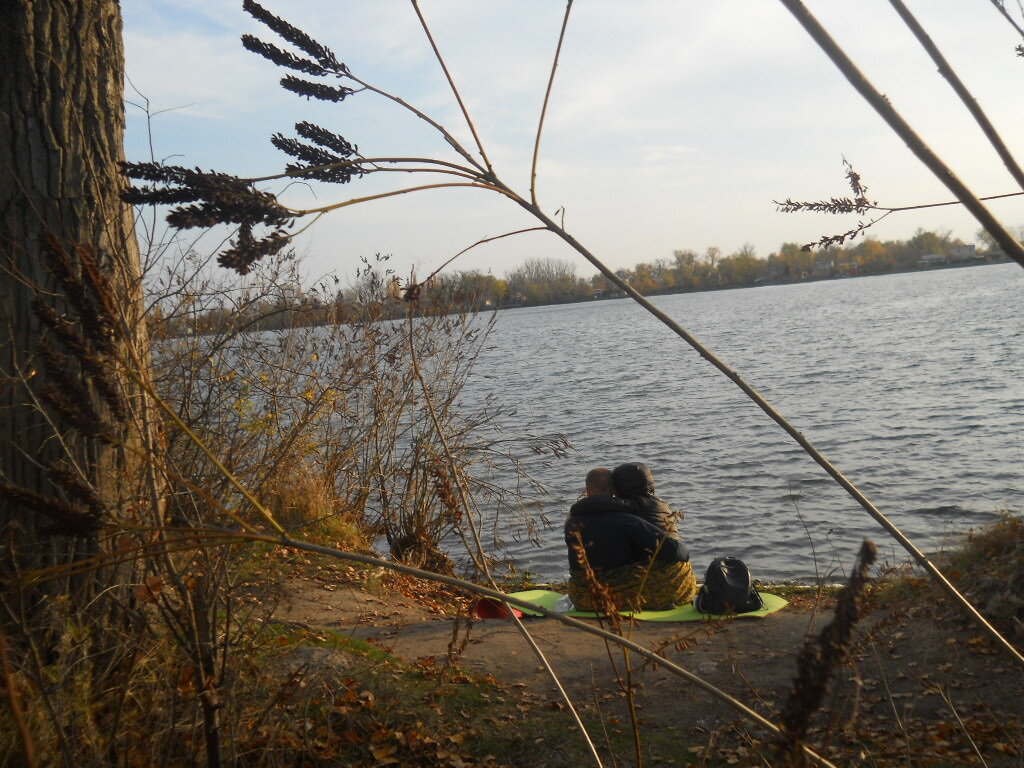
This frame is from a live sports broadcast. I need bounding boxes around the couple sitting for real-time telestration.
[564,462,696,612]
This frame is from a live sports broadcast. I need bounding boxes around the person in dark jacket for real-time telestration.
[565,467,695,611]
[612,462,681,539]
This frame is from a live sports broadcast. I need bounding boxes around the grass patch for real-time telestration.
[935,510,1024,632]
[862,510,1024,627]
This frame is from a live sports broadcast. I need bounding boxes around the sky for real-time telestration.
[122,1,1024,285]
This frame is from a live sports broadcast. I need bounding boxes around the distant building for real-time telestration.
[835,256,857,276]
[919,246,984,269]
[811,254,858,278]
[813,255,835,277]
[949,244,983,263]
[918,253,947,268]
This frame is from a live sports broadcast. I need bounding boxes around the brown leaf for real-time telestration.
[177,665,198,692]
[371,744,399,764]
[136,575,163,603]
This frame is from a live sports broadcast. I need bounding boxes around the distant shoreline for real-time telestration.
[495,257,1013,313]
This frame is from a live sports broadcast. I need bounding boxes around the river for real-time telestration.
[461,263,1024,583]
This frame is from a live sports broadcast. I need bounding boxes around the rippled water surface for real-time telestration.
[461,264,1024,582]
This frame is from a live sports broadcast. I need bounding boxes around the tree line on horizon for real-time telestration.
[167,225,1018,334]
[438,225,1017,309]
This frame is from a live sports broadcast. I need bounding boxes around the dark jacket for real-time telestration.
[612,462,680,540]
[565,494,689,573]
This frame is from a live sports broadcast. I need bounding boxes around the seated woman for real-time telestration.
[611,462,696,608]
[565,467,695,612]
[612,462,680,539]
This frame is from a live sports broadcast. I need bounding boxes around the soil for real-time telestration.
[265,570,1024,765]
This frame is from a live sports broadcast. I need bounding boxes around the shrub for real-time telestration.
[937,510,1024,634]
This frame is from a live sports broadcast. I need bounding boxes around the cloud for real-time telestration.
[122,0,1024,280]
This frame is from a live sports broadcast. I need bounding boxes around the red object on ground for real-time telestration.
[474,598,523,619]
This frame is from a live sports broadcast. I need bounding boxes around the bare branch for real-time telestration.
[288,181,510,216]
[777,0,1024,268]
[419,227,548,287]
[986,0,1024,39]
[531,1,575,207]
[887,0,1024,191]
[409,0,494,175]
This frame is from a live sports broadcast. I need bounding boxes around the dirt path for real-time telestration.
[263,570,1024,764]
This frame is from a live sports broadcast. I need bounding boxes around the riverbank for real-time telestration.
[245,547,1024,767]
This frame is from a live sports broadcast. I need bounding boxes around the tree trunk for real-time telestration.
[0,2,146,584]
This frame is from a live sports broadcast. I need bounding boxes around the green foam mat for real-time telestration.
[487,589,787,621]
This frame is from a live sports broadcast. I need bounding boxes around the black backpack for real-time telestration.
[694,557,763,614]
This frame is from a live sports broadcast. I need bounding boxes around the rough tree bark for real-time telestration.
[0,2,146,582]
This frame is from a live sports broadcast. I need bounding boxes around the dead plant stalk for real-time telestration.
[404,303,605,768]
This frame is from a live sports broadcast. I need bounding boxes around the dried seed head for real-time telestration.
[271,134,362,184]
[242,0,345,73]
[843,156,869,201]
[122,163,295,274]
[38,381,117,446]
[800,220,877,251]
[75,244,121,345]
[775,540,877,763]
[46,463,104,518]
[121,186,202,206]
[123,4,361,275]
[217,224,290,275]
[0,483,102,538]
[774,197,871,216]
[428,461,460,516]
[241,35,330,76]
[774,159,879,250]
[33,299,128,422]
[41,237,117,355]
[280,75,353,103]
[123,163,292,228]
[295,122,357,156]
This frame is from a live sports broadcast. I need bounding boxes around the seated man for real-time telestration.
[565,467,695,612]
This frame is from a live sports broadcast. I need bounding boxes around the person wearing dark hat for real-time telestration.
[611,461,681,539]
[564,467,695,611]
